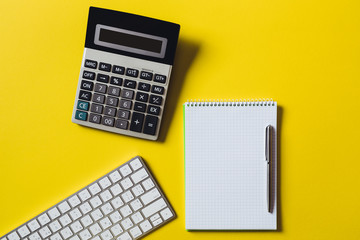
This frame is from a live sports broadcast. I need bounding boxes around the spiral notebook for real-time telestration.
[184,100,277,230]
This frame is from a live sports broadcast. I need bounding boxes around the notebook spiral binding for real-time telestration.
[185,98,275,107]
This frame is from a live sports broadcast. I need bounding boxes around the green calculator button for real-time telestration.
[75,110,87,121]
[77,101,89,111]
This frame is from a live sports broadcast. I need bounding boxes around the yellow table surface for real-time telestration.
[1,0,360,239]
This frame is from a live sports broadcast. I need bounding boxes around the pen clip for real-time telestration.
[265,125,271,162]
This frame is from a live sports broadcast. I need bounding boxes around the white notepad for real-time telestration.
[184,100,277,230]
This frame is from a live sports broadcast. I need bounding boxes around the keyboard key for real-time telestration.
[131,168,149,184]
[103,117,115,127]
[160,207,174,220]
[119,100,132,109]
[99,177,112,189]
[110,183,123,196]
[59,214,72,226]
[99,217,112,229]
[101,230,113,240]
[104,106,117,117]
[101,202,114,215]
[75,110,87,121]
[142,178,155,191]
[132,184,145,197]
[139,219,152,232]
[90,209,103,221]
[82,71,95,80]
[111,196,124,209]
[107,96,119,107]
[141,198,167,218]
[60,227,73,239]
[78,189,91,202]
[79,90,92,101]
[140,71,153,80]
[79,202,92,215]
[108,86,121,96]
[58,201,71,214]
[48,207,61,220]
[134,102,146,112]
[38,213,50,226]
[94,83,107,94]
[152,216,163,226]
[125,68,139,77]
[69,208,82,220]
[99,62,111,72]
[115,119,128,130]
[121,190,134,203]
[129,226,142,238]
[84,59,97,69]
[80,215,93,227]
[29,232,41,240]
[147,105,160,116]
[68,195,81,208]
[124,79,136,89]
[97,73,109,83]
[89,183,101,195]
[136,92,149,102]
[89,113,101,124]
[131,212,144,224]
[100,189,113,202]
[77,101,89,111]
[121,89,134,99]
[149,95,162,105]
[120,205,132,218]
[81,80,93,91]
[110,223,123,236]
[39,226,51,238]
[138,82,151,92]
[141,188,160,205]
[151,85,165,95]
[143,115,158,135]
[130,112,144,133]
[92,93,105,104]
[49,220,62,232]
[121,218,134,230]
[154,74,166,84]
[120,177,133,190]
[130,199,143,211]
[70,221,83,234]
[110,212,123,224]
[112,65,125,75]
[90,103,103,114]
[118,232,132,240]
[79,229,92,240]
[130,158,142,171]
[17,225,30,238]
[89,223,102,236]
[109,171,122,183]
[110,76,122,86]
[119,164,132,177]
[117,110,130,120]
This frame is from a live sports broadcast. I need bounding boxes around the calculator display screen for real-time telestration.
[94,24,167,58]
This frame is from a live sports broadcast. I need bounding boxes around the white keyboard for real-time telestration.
[0,156,175,240]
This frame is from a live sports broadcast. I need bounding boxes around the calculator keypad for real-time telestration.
[75,58,168,138]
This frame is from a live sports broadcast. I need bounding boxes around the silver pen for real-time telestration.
[265,125,272,213]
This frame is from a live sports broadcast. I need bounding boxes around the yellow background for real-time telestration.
[1,0,360,239]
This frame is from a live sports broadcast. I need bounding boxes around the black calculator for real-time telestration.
[72,7,180,140]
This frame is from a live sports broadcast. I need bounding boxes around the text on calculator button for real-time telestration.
[125,68,139,77]
[84,59,97,69]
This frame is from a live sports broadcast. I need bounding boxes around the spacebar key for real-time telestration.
[141,198,167,218]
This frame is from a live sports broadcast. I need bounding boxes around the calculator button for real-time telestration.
[126,68,139,77]
[106,97,119,107]
[151,85,164,95]
[91,103,103,114]
[134,102,146,113]
[124,79,136,89]
[81,80,94,91]
[97,74,110,83]
[149,95,162,105]
[110,76,123,86]
[154,74,166,84]
[121,89,134,99]
[77,101,89,111]
[138,83,151,92]
[119,100,132,110]
[104,106,117,117]
[102,117,115,127]
[147,105,160,116]
[108,86,121,96]
[113,65,125,75]
[117,110,130,120]
[93,93,105,104]
[89,113,102,124]
[95,83,107,94]
[136,92,149,102]
[140,71,153,80]
[83,70,96,80]
[75,111,87,121]
[79,90,92,101]
[130,112,144,133]
[143,115,158,135]
[99,62,111,72]
[84,59,97,69]
[115,119,128,130]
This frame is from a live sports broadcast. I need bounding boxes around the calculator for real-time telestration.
[72,7,180,140]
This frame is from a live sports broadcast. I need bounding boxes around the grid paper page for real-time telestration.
[184,102,277,230]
